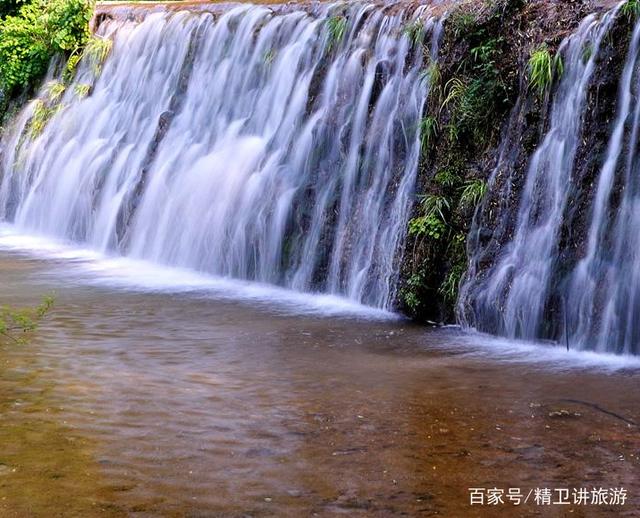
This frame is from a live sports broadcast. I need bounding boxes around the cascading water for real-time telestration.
[459,5,640,355]
[0,3,442,310]
[565,18,640,354]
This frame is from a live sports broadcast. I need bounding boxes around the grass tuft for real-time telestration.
[326,16,347,51]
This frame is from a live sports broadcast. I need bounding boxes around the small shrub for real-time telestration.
[409,213,447,240]
[410,193,451,240]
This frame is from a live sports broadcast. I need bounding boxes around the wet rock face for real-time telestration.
[398,0,629,325]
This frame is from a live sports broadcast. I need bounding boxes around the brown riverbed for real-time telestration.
[0,248,638,517]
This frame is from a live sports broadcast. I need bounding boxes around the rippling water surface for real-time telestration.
[0,233,639,516]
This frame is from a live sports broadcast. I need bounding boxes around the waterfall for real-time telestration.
[0,3,442,310]
[565,18,640,354]
[459,5,640,355]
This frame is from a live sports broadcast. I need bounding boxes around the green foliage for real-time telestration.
[409,194,450,240]
[29,98,62,137]
[326,16,347,51]
[63,50,82,82]
[45,80,65,102]
[439,259,464,301]
[402,272,425,313]
[421,193,450,223]
[440,36,507,146]
[449,9,476,37]
[582,43,593,64]
[409,213,446,240]
[434,169,460,188]
[83,35,111,73]
[0,0,94,94]
[0,295,53,344]
[73,82,90,98]
[46,0,93,51]
[528,44,563,95]
[438,233,466,303]
[419,115,439,152]
[263,48,275,66]
[403,19,424,48]
[459,178,487,209]
[621,0,640,20]
[424,60,440,88]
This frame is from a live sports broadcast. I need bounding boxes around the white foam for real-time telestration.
[0,225,398,320]
[442,327,640,372]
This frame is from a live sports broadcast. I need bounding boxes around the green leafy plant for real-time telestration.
[402,272,425,313]
[45,80,65,102]
[263,48,276,66]
[582,43,593,64]
[29,98,63,137]
[403,19,424,48]
[0,0,94,93]
[528,45,555,95]
[621,0,640,20]
[0,295,53,344]
[434,169,460,188]
[419,115,439,152]
[449,9,476,37]
[64,51,82,82]
[459,178,487,209]
[439,262,464,303]
[471,39,498,64]
[409,194,451,240]
[409,213,447,240]
[326,15,347,51]
[73,82,91,98]
[83,34,112,73]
